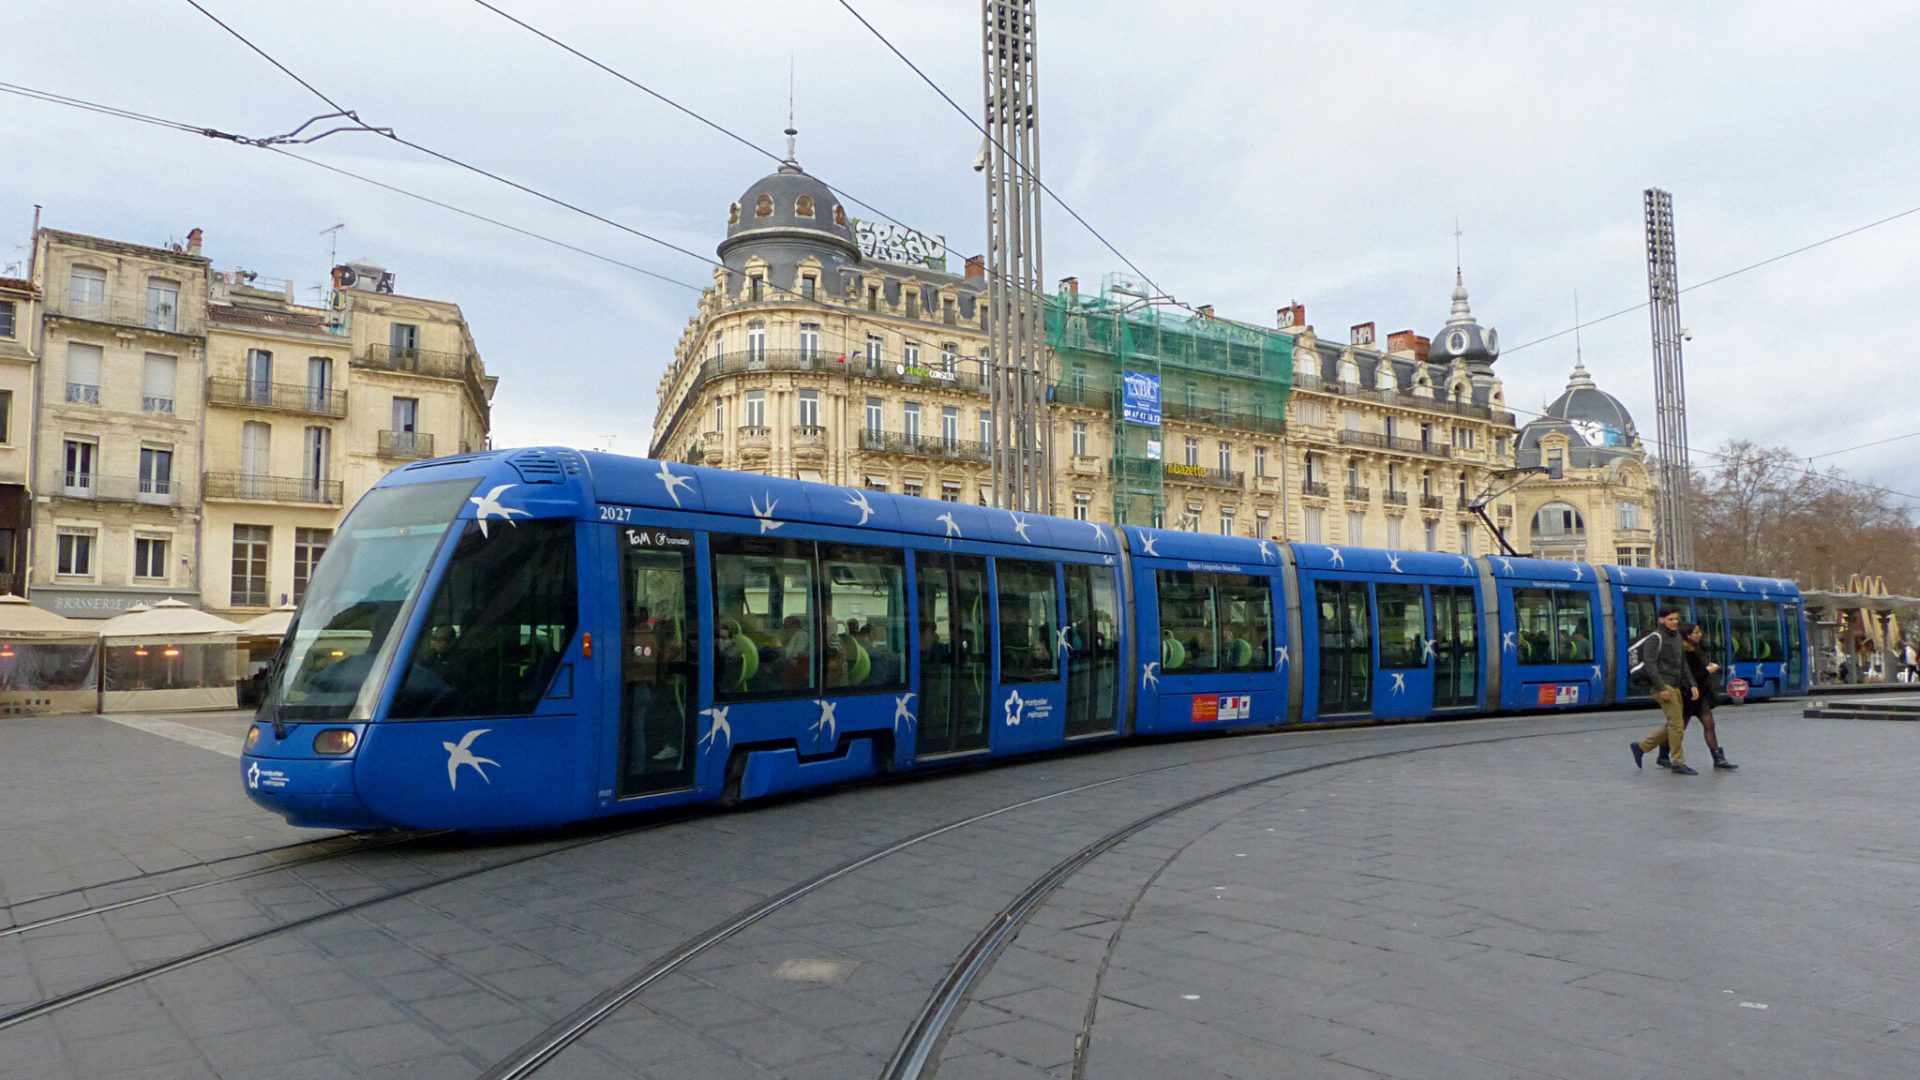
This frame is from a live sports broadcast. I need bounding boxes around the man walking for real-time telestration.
[1630,606,1699,775]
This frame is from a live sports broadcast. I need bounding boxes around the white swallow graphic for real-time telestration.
[699,707,732,752]
[1458,555,1474,573]
[1665,572,1678,586]
[1422,639,1436,662]
[811,699,838,743]
[1142,662,1160,689]
[1258,540,1276,564]
[444,729,499,790]
[1591,664,1603,682]
[1009,512,1032,542]
[751,493,782,533]
[1275,644,1289,668]
[1089,522,1112,548]
[845,489,875,526]
[1004,689,1026,727]
[1760,589,1769,600]
[1734,579,1746,592]
[937,511,962,538]
[1698,578,1710,589]
[1615,567,1629,583]
[893,693,917,735]
[1571,564,1585,581]
[1390,672,1406,695]
[469,485,530,538]
[1141,534,1160,556]
[1497,557,1515,575]
[1055,625,1075,654]
[1385,552,1404,573]
[655,461,694,507]
[1327,547,1344,568]
[1502,630,1516,652]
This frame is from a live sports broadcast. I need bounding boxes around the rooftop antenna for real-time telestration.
[1454,216,1463,276]
[320,222,345,271]
[784,54,797,162]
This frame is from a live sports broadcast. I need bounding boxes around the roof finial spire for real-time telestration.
[784,54,798,163]
[1568,291,1595,387]
[1453,216,1463,285]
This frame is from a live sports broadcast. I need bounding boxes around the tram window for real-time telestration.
[820,544,906,691]
[712,535,816,700]
[1696,600,1727,657]
[1214,574,1272,671]
[390,518,578,719]
[996,559,1058,683]
[1513,588,1592,665]
[1623,594,1657,646]
[1753,602,1784,663]
[1376,584,1426,669]
[1156,571,1218,673]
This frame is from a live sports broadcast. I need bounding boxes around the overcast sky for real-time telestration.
[6,1,1916,504]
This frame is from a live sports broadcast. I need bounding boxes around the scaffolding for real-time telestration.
[1045,275,1295,527]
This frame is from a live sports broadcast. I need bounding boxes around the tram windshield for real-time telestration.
[260,479,476,721]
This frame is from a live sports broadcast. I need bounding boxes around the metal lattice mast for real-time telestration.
[982,0,1049,512]
[1644,188,1696,570]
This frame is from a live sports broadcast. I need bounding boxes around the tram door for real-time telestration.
[1784,603,1804,690]
[617,533,699,797]
[1315,581,1371,716]
[914,553,991,756]
[1432,585,1479,708]
[1063,564,1120,738]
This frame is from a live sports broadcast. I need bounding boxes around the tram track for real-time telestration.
[477,714,1649,1079]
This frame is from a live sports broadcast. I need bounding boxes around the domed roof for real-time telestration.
[1429,270,1500,376]
[1516,359,1641,469]
[717,136,856,262]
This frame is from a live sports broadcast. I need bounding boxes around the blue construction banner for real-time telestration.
[1121,370,1162,426]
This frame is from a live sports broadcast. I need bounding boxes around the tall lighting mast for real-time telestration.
[1644,187,1696,570]
[982,0,1050,512]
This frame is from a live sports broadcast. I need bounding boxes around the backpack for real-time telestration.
[1627,631,1661,689]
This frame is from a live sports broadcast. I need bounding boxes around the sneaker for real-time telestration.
[1630,742,1645,769]
[1670,763,1699,776]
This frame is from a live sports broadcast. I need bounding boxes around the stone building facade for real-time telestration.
[1512,358,1658,565]
[652,153,1528,552]
[17,223,496,617]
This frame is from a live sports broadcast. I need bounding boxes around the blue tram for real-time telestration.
[241,449,1807,831]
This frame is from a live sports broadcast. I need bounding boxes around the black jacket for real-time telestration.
[1631,625,1694,694]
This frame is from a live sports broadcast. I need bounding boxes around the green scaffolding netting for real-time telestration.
[1046,278,1294,526]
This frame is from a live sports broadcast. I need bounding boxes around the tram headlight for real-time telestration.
[244,726,260,751]
[313,729,358,755]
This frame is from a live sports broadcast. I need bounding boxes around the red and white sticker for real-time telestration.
[1536,684,1582,706]
[1190,694,1252,723]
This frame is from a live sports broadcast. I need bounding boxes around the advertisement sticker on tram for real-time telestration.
[1536,684,1582,706]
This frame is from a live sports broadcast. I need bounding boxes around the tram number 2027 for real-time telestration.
[598,505,634,523]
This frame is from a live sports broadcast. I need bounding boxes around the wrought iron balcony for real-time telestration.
[858,429,991,462]
[208,377,348,417]
[204,471,343,505]
[1421,494,1446,511]
[1301,480,1331,498]
[56,473,181,505]
[377,430,434,459]
[47,292,201,336]
[1343,484,1370,502]
[1384,490,1409,507]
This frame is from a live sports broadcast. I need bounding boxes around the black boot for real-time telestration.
[1712,747,1738,770]
[1655,746,1671,768]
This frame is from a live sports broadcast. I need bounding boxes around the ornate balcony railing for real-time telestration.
[1421,494,1446,511]
[858,429,991,462]
[1301,480,1331,498]
[208,377,349,417]
[1343,484,1370,502]
[377,430,434,459]
[1384,490,1409,507]
[204,472,343,505]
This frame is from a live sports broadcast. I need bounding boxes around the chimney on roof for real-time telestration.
[1276,301,1304,329]
[186,228,203,257]
[1387,330,1431,362]
[1058,275,1078,296]
[964,254,986,281]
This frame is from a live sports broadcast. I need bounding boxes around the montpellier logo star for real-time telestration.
[1009,512,1032,542]
[751,493,782,533]
[937,511,962,538]
[1004,689,1026,727]
[469,484,530,538]
[444,729,499,790]
[1141,662,1159,689]
[655,460,693,507]
[893,693,916,735]
[699,707,732,752]
[811,700,838,743]
[246,761,260,790]
[845,489,875,526]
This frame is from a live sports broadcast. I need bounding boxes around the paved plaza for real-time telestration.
[2,701,1918,1079]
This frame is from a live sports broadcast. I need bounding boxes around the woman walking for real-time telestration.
[1681,622,1737,769]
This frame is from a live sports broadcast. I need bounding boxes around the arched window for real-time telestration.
[795,195,815,218]
[754,194,773,217]
[1531,501,1586,539]
[728,202,741,225]
[833,204,847,226]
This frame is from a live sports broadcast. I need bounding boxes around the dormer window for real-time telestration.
[728,202,741,225]
[795,195,815,218]
[800,275,816,300]
[833,204,847,226]
[754,194,773,217]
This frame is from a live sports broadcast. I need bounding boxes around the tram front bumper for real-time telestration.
[241,722,385,830]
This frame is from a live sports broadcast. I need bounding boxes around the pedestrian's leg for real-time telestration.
[1703,707,1737,769]
[1663,695,1692,771]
